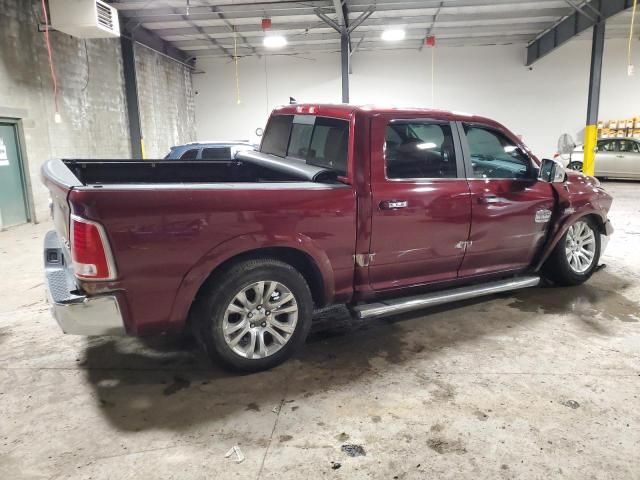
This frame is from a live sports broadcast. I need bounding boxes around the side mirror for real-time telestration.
[538,158,566,183]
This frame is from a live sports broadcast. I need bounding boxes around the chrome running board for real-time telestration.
[352,275,540,320]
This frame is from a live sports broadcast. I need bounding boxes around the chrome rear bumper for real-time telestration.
[44,230,125,336]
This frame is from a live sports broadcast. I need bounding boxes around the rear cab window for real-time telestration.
[260,114,349,177]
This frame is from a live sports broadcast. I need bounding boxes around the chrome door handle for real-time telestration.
[478,194,500,204]
[380,200,408,210]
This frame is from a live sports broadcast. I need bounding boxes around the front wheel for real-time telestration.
[543,218,601,286]
[567,161,583,172]
[192,259,313,372]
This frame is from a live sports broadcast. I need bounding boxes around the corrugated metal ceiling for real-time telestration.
[109,1,635,60]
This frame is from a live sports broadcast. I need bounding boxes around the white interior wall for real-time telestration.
[194,37,640,158]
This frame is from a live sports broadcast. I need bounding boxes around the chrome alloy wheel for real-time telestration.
[222,281,298,359]
[565,220,596,274]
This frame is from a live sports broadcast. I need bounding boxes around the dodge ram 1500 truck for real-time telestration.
[42,104,613,371]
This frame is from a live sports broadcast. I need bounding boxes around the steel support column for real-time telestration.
[120,35,144,159]
[583,20,605,176]
[340,33,350,103]
[316,3,374,103]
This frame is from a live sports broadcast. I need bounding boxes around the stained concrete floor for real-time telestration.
[1,181,639,480]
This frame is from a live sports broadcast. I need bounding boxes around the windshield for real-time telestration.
[261,114,349,176]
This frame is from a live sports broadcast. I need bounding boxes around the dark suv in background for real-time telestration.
[165,141,256,160]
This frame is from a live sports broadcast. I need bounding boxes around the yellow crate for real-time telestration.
[626,118,635,129]
[609,120,618,129]
[634,118,640,129]
[632,129,640,138]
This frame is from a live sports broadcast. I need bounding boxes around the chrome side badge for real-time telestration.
[535,209,552,223]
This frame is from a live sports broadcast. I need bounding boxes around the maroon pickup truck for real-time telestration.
[42,104,613,371]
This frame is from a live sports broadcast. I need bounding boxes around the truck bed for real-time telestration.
[58,150,337,186]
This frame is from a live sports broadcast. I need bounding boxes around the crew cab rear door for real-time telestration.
[457,122,555,277]
[368,115,472,291]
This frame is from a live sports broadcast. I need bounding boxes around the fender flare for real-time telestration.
[534,208,607,271]
[168,232,336,325]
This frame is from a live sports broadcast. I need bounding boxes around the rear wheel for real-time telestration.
[543,218,600,286]
[192,259,313,372]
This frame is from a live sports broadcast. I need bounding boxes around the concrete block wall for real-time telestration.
[0,0,195,222]
[135,44,196,159]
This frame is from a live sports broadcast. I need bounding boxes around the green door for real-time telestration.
[0,123,29,227]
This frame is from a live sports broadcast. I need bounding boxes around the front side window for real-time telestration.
[180,148,199,160]
[617,140,640,153]
[385,122,458,179]
[464,125,531,179]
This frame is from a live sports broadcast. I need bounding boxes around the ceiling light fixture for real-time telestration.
[263,35,287,48]
[381,29,405,41]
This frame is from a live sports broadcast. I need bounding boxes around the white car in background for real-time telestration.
[564,137,640,180]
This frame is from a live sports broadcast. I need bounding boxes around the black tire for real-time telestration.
[192,258,313,372]
[567,161,583,172]
[542,217,601,286]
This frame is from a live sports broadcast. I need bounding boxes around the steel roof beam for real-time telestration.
[562,0,597,22]
[526,0,634,65]
[149,9,567,37]
[185,33,536,57]
[171,23,550,48]
[118,14,194,65]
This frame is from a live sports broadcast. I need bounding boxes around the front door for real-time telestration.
[0,122,29,227]
[457,122,555,277]
[368,116,472,291]
[615,139,640,179]
[594,139,618,176]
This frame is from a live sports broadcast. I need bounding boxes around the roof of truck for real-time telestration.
[271,103,502,127]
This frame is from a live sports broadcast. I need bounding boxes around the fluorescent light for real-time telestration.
[381,29,405,41]
[417,142,437,150]
[263,35,287,48]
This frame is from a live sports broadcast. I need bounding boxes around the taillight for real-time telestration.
[70,215,116,280]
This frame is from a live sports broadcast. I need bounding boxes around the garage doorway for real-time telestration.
[0,120,30,227]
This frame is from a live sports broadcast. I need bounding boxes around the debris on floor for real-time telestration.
[162,375,191,395]
[561,400,580,409]
[330,461,342,470]
[224,445,245,463]
[341,444,366,457]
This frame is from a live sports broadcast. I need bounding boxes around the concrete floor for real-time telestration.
[1,181,638,480]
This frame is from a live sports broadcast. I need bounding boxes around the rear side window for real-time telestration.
[201,147,231,160]
[261,114,349,175]
[597,140,616,152]
[261,115,293,157]
[385,122,457,179]
[180,148,199,160]
[463,125,531,179]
